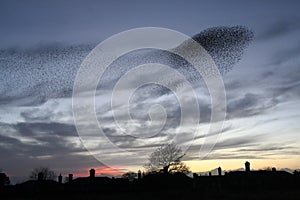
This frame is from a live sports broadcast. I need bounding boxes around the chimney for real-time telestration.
[209,172,212,176]
[245,161,250,172]
[218,167,222,176]
[68,174,73,182]
[90,168,95,178]
[138,170,141,180]
[58,174,62,184]
[272,167,276,172]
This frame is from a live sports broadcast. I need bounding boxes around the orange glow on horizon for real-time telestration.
[69,165,125,178]
[184,155,300,172]
[62,155,300,179]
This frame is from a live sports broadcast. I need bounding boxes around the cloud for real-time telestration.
[6,25,291,176]
[203,154,263,160]
[13,122,77,137]
[269,45,300,66]
[184,134,262,159]
[256,18,300,40]
[227,93,264,119]
[224,53,300,120]
[184,138,300,161]
[0,121,105,177]
[0,122,82,156]
[234,143,300,156]
[237,146,292,152]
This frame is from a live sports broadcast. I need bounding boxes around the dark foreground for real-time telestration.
[1,172,300,200]
[1,189,300,200]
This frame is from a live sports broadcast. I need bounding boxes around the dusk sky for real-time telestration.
[1,0,300,183]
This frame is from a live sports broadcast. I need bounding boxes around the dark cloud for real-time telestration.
[186,152,263,161]
[203,154,263,160]
[227,93,262,119]
[0,122,82,158]
[0,121,103,177]
[236,147,300,159]
[237,146,294,152]
[184,134,262,159]
[184,134,300,161]
[189,125,233,143]
[226,91,284,120]
[223,43,300,120]
[183,140,297,161]
[256,18,300,40]
[269,45,300,67]
[20,108,52,122]
[214,136,262,150]
[270,82,300,101]
[13,122,77,137]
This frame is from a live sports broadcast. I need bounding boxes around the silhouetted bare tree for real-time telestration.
[0,172,10,186]
[122,171,137,181]
[29,167,56,180]
[145,143,190,174]
[261,166,272,171]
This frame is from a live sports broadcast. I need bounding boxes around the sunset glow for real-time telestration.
[0,0,299,185]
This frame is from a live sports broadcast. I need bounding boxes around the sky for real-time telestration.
[0,0,300,183]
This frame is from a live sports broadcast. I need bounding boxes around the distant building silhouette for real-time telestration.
[58,174,62,184]
[218,167,222,176]
[2,160,300,198]
[138,170,142,180]
[90,168,95,178]
[68,174,73,182]
[245,161,250,172]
